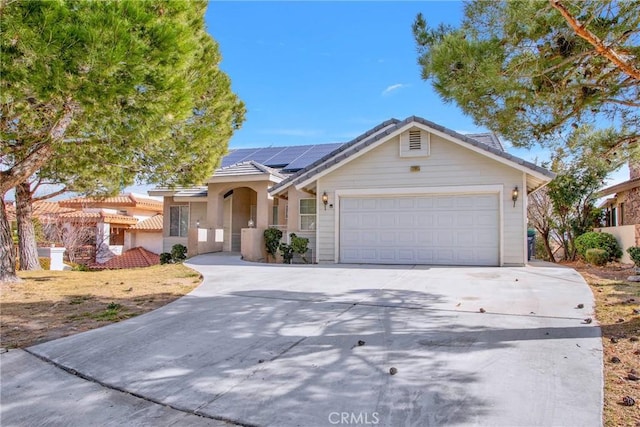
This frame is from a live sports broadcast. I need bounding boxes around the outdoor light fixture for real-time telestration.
[512,186,519,207]
[248,219,255,228]
[322,192,329,210]
[196,220,200,229]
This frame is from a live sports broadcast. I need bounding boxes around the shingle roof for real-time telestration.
[91,247,160,270]
[129,215,163,231]
[465,133,505,151]
[270,116,554,193]
[59,194,162,212]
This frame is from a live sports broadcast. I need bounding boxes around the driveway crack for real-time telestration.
[24,349,257,427]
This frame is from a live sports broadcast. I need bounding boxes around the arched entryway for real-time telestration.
[221,186,258,252]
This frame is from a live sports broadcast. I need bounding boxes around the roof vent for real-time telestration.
[409,130,422,150]
[400,128,430,158]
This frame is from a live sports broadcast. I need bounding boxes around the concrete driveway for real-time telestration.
[2,254,602,426]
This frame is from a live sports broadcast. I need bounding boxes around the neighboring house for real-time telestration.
[125,214,163,255]
[151,116,554,266]
[597,161,640,263]
[57,194,163,263]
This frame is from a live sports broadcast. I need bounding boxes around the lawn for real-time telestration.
[572,261,640,427]
[0,264,201,349]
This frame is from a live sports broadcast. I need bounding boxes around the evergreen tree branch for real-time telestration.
[549,0,640,81]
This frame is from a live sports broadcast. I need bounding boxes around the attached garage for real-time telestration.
[269,116,555,266]
[339,193,499,266]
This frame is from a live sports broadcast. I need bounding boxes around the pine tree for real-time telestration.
[413,0,639,160]
[0,0,245,282]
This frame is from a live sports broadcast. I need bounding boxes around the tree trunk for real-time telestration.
[16,182,42,271]
[541,231,556,263]
[0,197,20,283]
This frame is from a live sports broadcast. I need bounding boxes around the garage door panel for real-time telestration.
[437,215,455,227]
[361,214,378,227]
[379,215,396,227]
[360,199,378,210]
[457,232,475,245]
[398,249,415,262]
[456,213,474,227]
[398,198,415,209]
[417,214,434,227]
[378,249,395,261]
[416,231,433,243]
[378,199,396,210]
[340,194,499,266]
[475,195,498,209]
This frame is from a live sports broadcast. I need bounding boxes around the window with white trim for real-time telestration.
[169,205,189,237]
[299,198,316,231]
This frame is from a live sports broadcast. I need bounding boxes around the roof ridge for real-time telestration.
[270,115,554,194]
[137,247,154,265]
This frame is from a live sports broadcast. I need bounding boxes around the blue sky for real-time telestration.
[204,1,628,184]
[206,1,493,146]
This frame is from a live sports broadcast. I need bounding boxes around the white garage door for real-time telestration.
[339,194,499,266]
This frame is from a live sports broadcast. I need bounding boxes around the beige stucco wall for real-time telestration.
[314,132,526,265]
[126,231,163,254]
[596,225,637,264]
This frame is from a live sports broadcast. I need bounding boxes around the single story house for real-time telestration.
[597,160,640,263]
[151,116,554,266]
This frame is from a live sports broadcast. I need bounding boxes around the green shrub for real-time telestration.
[171,244,188,262]
[290,233,310,263]
[160,252,173,265]
[264,227,283,260]
[73,263,91,272]
[279,242,294,264]
[574,232,622,261]
[627,247,640,267]
[585,248,608,266]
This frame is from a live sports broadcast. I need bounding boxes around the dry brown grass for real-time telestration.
[0,264,201,349]
[570,261,640,427]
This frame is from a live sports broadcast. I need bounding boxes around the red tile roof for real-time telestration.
[59,194,162,212]
[4,200,75,222]
[32,201,76,217]
[91,247,160,270]
[58,210,139,225]
[129,214,163,231]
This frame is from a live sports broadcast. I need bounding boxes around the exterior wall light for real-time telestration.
[512,186,519,207]
[322,192,329,210]
[248,219,255,228]
[196,220,200,229]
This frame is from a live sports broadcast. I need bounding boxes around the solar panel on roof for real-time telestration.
[220,148,261,167]
[283,143,343,171]
[263,145,312,166]
[220,143,345,171]
[247,147,288,164]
